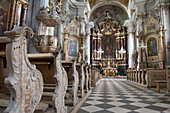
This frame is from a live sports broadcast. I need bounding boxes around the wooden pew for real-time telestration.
[84,64,89,93]
[0,26,44,113]
[154,80,167,92]
[28,49,68,113]
[166,66,170,95]
[76,63,85,98]
[62,60,79,106]
[88,65,92,90]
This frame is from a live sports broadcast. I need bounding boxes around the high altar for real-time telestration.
[91,12,128,76]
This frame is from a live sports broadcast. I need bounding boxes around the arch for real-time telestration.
[89,1,129,20]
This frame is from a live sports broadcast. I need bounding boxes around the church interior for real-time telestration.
[0,0,170,113]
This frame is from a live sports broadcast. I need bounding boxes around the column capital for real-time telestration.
[124,20,135,31]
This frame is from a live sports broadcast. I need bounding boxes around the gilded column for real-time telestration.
[63,29,69,60]
[7,0,17,30]
[92,29,97,59]
[163,4,170,65]
[21,5,28,26]
[159,26,165,62]
[14,0,22,26]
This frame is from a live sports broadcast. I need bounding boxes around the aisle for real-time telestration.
[78,79,170,113]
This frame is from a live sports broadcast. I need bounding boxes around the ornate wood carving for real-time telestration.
[4,26,44,113]
[80,63,85,97]
[88,65,92,89]
[52,46,68,113]
[85,65,89,93]
[72,60,79,106]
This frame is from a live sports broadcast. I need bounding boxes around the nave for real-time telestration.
[78,79,170,113]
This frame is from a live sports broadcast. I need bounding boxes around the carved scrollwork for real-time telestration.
[80,63,85,97]
[85,65,89,93]
[4,26,44,113]
[52,45,68,113]
[72,60,79,106]
[88,65,92,89]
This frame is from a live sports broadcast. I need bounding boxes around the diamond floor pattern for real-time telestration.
[78,79,170,113]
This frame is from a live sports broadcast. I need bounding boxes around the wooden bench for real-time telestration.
[154,80,167,92]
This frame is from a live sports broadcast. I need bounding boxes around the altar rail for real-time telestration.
[127,68,166,88]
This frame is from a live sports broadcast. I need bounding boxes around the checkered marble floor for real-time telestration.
[78,79,170,113]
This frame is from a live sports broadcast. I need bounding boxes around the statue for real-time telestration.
[77,52,82,63]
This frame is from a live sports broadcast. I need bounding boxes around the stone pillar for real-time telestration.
[85,22,93,64]
[163,4,170,65]
[127,21,135,68]
[58,24,64,47]
[137,36,142,69]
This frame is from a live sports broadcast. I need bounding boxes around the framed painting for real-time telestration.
[68,38,78,59]
[69,22,78,35]
[102,35,116,58]
[145,20,156,33]
[146,36,159,62]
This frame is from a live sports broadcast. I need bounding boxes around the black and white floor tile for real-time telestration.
[78,79,170,113]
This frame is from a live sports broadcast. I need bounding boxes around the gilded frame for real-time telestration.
[146,36,159,62]
[69,22,78,36]
[67,38,79,60]
[145,20,157,33]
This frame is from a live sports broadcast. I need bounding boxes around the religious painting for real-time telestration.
[0,0,10,36]
[69,23,78,35]
[102,35,116,58]
[68,38,78,58]
[146,36,158,57]
[146,20,156,33]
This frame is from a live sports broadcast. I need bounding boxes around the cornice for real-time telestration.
[68,0,91,11]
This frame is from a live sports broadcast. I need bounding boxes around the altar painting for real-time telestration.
[146,36,158,57]
[68,38,78,58]
[102,35,116,58]
[0,0,9,36]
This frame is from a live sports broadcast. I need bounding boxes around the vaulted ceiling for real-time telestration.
[89,0,129,8]
[90,4,128,28]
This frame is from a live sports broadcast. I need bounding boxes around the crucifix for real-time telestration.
[119,47,126,58]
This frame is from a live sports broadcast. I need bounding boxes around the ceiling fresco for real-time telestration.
[90,5,128,26]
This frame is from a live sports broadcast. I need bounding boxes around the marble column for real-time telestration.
[163,4,170,65]
[127,21,135,68]
[137,36,142,69]
[58,24,64,47]
[85,22,93,64]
